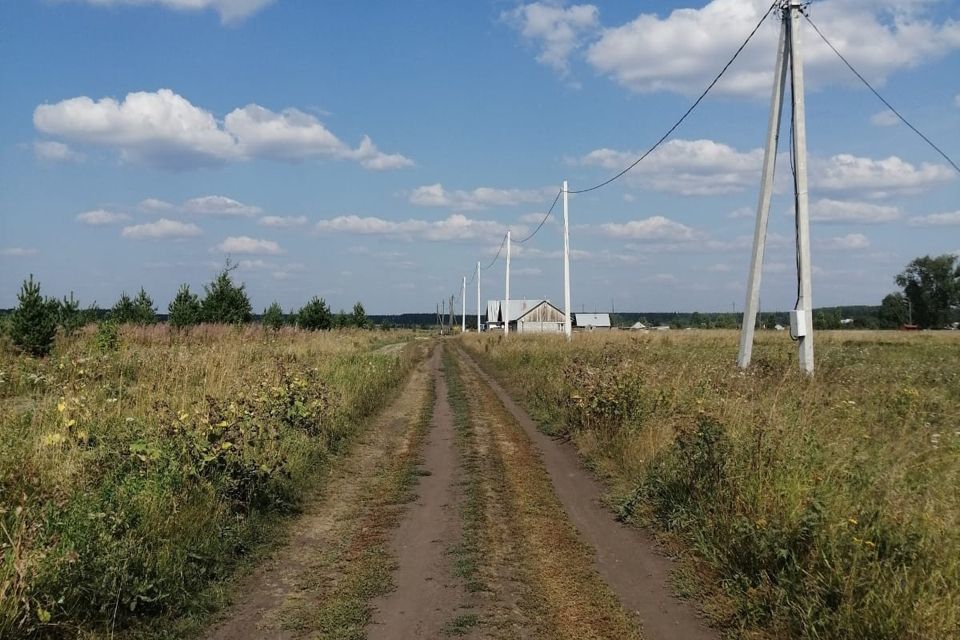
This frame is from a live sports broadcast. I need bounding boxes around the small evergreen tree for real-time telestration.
[57,291,83,336]
[334,309,349,329]
[168,284,202,329]
[262,301,285,330]
[10,275,57,357]
[297,297,332,330]
[132,287,157,325]
[201,263,252,324]
[351,301,370,329]
[111,292,136,324]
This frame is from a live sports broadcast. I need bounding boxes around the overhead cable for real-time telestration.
[804,15,959,175]
[567,0,779,194]
[517,188,563,244]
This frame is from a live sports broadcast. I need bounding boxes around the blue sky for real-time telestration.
[1,0,958,314]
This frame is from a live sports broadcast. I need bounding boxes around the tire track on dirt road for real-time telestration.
[367,344,476,639]
[456,346,717,640]
[203,344,433,640]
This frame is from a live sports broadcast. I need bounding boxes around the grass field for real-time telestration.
[0,325,418,638]
[462,330,960,640]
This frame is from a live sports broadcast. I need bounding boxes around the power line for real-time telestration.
[517,188,563,244]
[804,14,960,175]
[481,232,508,270]
[567,0,779,195]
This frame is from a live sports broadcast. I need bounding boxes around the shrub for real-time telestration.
[131,287,156,325]
[201,264,252,324]
[351,301,370,329]
[9,275,57,357]
[168,284,202,329]
[95,320,120,352]
[57,292,83,336]
[262,301,284,330]
[111,292,136,323]
[297,297,332,331]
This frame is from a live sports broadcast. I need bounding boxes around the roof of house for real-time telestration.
[486,299,548,323]
[573,312,611,328]
[516,300,564,322]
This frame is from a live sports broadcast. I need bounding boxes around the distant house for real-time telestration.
[629,321,647,331]
[573,313,611,330]
[484,299,566,334]
[840,318,854,326]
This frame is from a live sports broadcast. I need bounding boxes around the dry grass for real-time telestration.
[0,324,418,638]
[462,329,960,640]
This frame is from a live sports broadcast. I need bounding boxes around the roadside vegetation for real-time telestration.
[0,324,417,637]
[462,330,960,640]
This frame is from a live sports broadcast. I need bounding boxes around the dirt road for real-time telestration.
[204,341,716,639]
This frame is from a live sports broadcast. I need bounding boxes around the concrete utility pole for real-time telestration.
[476,260,481,332]
[738,0,815,375]
[461,276,466,333]
[449,294,455,333]
[504,230,511,336]
[562,180,572,341]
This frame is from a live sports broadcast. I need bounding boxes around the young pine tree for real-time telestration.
[201,264,252,324]
[11,275,57,357]
[168,284,202,329]
[351,301,370,329]
[57,291,83,336]
[297,297,332,330]
[111,292,136,324]
[132,287,157,325]
[262,301,285,330]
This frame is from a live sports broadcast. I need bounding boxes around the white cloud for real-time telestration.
[908,210,960,226]
[213,235,283,255]
[708,263,732,272]
[121,218,202,239]
[315,214,519,242]
[259,215,308,228]
[34,89,413,170]
[183,195,261,216]
[138,198,174,213]
[812,153,955,196]
[68,0,275,24]
[810,198,901,223]
[599,216,699,241]
[0,247,38,257]
[582,0,960,97]
[409,183,554,210]
[728,206,754,219]
[581,139,763,195]
[502,2,599,75]
[76,209,131,225]
[869,110,900,127]
[823,233,871,250]
[33,140,83,163]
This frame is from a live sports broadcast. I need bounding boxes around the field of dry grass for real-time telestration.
[462,329,960,640]
[0,325,418,638]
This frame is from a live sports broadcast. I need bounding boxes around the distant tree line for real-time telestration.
[3,262,372,357]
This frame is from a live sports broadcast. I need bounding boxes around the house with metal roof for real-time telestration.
[484,299,566,333]
[573,312,612,330]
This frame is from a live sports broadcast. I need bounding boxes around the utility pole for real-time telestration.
[562,180,572,341]
[476,260,481,332]
[449,294,455,333]
[441,299,445,336]
[461,276,466,333]
[437,302,442,335]
[738,0,814,375]
[504,230,511,336]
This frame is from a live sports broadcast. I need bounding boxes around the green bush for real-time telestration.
[201,265,252,324]
[262,301,284,330]
[297,297,332,331]
[95,321,120,352]
[9,275,57,357]
[168,284,202,329]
